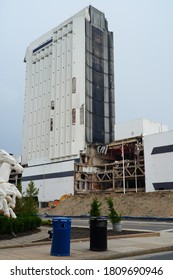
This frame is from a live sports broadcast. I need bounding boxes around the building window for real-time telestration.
[72,108,76,125]
[51,100,55,110]
[50,118,53,131]
[80,104,84,125]
[72,77,76,93]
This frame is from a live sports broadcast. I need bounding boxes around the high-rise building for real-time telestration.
[22,6,115,205]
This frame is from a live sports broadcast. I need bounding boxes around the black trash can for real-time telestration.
[50,217,71,256]
[90,217,107,251]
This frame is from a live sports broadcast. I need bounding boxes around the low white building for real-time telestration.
[115,118,168,141]
[115,118,173,193]
[22,117,173,202]
[144,130,173,192]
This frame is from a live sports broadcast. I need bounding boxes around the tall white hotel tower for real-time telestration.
[22,6,115,206]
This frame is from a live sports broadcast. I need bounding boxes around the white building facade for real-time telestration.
[144,130,173,192]
[115,118,168,141]
[115,118,173,193]
[22,6,115,205]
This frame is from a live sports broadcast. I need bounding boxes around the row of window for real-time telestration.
[50,106,84,131]
[33,38,53,54]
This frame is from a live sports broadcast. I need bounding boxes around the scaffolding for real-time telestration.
[74,136,145,194]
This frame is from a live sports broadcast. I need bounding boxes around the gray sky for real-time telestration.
[0,0,173,155]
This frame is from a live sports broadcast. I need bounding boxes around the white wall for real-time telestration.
[22,159,77,202]
[144,130,173,192]
[115,118,168,141]
[22,177,74,203]
[22,8,87,166]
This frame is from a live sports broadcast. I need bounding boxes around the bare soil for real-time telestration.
[34,227,144,242]
[0,227,143,241]
[44,191,173,218]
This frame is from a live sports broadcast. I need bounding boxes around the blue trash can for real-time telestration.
[50,217,71,256]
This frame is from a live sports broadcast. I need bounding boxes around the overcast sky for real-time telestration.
[0,0,173,155]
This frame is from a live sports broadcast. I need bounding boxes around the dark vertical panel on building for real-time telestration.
[108,32,115,143]
[85,21,93,143]
[85,6,115,144]
[92,26,105,143]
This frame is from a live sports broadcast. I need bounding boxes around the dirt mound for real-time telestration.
[47,191,173,218]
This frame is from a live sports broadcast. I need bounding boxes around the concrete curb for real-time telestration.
[0,231,160,250]
[44,214,173,222]
[83,245,173,260]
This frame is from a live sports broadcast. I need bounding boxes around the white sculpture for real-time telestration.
[0,149,23,218]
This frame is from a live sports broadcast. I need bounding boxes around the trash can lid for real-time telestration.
[90,217,107,221]
[52,217,71,222]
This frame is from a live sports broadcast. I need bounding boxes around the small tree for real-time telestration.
[24,181,39,215]
[106,197,122,224]
[22,181,39,215]
[89,197,102,217]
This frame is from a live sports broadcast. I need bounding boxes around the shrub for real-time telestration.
[41,219,52,226]
[12,218,25,233]
[89,197,102,217]
[0,216,13,234]
[0,214,41,234]
[106,197,122,224]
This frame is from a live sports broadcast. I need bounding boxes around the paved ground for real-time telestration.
[0,226,173,260]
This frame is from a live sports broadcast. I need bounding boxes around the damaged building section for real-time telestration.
[74,136,145,194]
